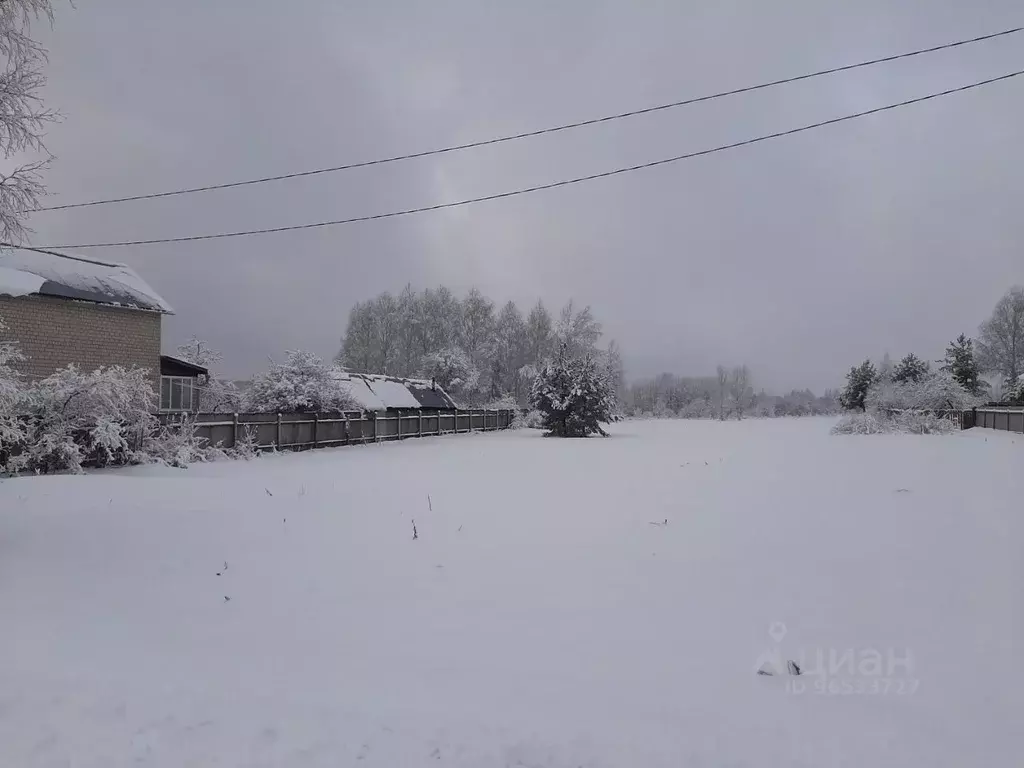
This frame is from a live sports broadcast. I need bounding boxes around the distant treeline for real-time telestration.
[626,370,838,419]
[336,285,624,407]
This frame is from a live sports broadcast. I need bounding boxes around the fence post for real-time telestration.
[276,412,282,449]
[418,408,423,437]
[313,412,319,449]
[397,409,402,441]
[232,412,239,449]
[454,408,458,434]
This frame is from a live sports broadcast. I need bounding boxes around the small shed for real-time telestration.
[336,372,458,411]
[405,378,458,409]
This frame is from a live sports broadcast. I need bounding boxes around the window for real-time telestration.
[160,376,194,412]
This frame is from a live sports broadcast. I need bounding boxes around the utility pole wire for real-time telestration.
[36,69,1024,250]
[31,26,1023,212]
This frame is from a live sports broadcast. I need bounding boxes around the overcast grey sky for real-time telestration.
[25,0,1024,391]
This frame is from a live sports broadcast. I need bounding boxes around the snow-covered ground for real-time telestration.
[1,418,1020,767]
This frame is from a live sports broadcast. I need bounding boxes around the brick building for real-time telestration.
[0,247,206,412]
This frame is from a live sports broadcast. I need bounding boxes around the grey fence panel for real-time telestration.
[159,408,515,452]
[971,407,1024,435]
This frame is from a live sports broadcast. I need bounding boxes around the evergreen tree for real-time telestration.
[1005,375,1023,404]
[839,360,877,411]
[892,353,929,384]
[942,334,983,396]
[529,345,614,437]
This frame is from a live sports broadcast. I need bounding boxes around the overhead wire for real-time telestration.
[34,68,1024,250]
[30,26,1024,212]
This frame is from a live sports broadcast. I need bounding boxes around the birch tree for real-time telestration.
[460,288,496,371]
[978,287,1024,390]
[0,0,57,244]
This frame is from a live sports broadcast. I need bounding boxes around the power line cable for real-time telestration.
[36,69,1024,250]
[32,26,1023,212]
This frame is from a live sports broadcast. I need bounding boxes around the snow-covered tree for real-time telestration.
[490,300,527,400]
[715,365,729,420]
[335,288,622,406]
[0,1,59,244]
[942,334,984,397]
[978,286,1024,391]
[529,345,615,437]
[866,369,978,413]
[421,286,462,353]
[337,301,377,373]
[603,339,626,411]
[524,300,554,367]
[175,336,240,413]
[728,365,752,419]
[460,288,496,371]
[244,350,357,413]
[389,284,421,377]
[175,337,222,370]
[1004,374,1024,404]
[839,360,877,411]
[555,300,602,358]
[419,346,479,402]
[892,353,929,384]
[370,291,400,375]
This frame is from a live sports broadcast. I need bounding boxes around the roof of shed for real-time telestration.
[331,371,458,410]
[160,355,209,377]
[0,247,173,313]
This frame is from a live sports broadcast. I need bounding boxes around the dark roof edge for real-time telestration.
[160,355,209,376]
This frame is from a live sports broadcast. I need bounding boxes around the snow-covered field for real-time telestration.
[1,418,1020,767]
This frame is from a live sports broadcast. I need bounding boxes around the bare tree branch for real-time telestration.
[0,0,58,244]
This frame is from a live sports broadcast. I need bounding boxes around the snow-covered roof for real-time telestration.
[330,371,457,410]
[329,371,387,411]
[0,247,173,313]
[363,377,422,409]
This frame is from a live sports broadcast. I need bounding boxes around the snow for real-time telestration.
[331,372,387,411]
[364,376,423,408]
[0,265,45,297]
[1,418,1021,766]
[0,248,173,313]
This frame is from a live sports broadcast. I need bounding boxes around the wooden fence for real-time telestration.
[968,406,1024,433]
[880,407,1023,433]
[157,408,515,452]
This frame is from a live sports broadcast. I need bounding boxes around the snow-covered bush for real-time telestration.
[0,317,27,465]
[148,415,244,468]
[231,424,261,459]
[865,369,978,413]
[511,408,544,429]
[243,350,357,413]
[831,411,958,435]
[679,398,715,419]
[529,347,615,437]
[13,365,157,473]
